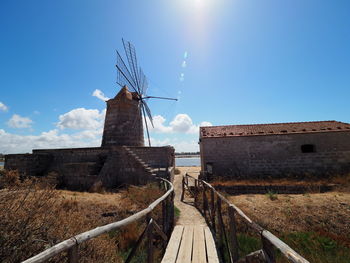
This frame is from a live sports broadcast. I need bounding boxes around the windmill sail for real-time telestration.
[116,51,137,92]
[115,39,177,146]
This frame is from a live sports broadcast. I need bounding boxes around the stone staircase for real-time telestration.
[123,146,157,177]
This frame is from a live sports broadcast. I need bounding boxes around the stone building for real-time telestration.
[5,87,175,190]
[199,121,350,179]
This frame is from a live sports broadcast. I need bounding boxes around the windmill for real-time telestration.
[114,39,177,147]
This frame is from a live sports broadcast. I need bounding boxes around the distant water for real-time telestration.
[0,161,3,166]
[175,157,200,167]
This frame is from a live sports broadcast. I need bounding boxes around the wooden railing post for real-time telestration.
[228,206,239,262]
[170,191,175,231]
[216,197,224,254]
[181,176,185,201]
[147,215,154,263]
[210,188,216,233]
[194,179,198,207]
[202,183,207,217]
[262,234,276,263]
[68,244,79,263]
[162,197,167,237]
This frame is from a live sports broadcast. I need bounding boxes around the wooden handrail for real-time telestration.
[183,173,309,263]
[23,177,174,263]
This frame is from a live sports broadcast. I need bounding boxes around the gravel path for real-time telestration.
[173,167,206,226]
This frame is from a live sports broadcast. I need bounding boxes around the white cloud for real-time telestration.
[57,108,105,130]
[170,114,195,133]
[149,115,172,133]
[92,89,109,101]
[7,114,33,128]
[0,102,8,112]
[0,129,102,154]
[147,113,212,135]
[0,109,209,154]
[150,137,199,152]
[1,107,105,153]
[200,121,212,127]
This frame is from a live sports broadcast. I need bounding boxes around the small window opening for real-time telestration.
[301,144,315,153]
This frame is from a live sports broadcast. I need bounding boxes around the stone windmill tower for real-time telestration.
[101,39,177,147]
[102,86,144,146]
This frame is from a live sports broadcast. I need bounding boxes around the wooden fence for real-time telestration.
[23,177,174,263]
[182,173,309,263]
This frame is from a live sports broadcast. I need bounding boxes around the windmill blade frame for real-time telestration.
[122,39,141,94]
[142,100,154,128]
[114,38,178,147]
[141,103,152,147]
[116,51,138,93]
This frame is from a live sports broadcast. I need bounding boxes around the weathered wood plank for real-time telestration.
[161,226,184,263]
[153,219,168,242]
[68,244,79,263]
[176,225,194,263]
[204,227,219,263]
[236,249,266,263]
[147,216,154,263]
[262,230,309,263]
[192,226,206,263]
[228,206,239,262]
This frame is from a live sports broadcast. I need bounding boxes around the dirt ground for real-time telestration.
[173,167,206,226]
[228,192,350,244]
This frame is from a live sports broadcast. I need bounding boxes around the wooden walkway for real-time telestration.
[161,225,219,263]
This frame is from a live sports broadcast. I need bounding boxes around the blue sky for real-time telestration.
[0,0,349,153]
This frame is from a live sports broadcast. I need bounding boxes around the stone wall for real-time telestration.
[200,131,350,179]
[5,153,53,177]
[129,146,175,168]
[5,146,174,190]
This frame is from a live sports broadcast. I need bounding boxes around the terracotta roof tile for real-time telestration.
[200,121,350,138]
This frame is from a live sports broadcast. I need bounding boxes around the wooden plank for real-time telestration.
[147,216,154,263]
[161,226,184,263]
[192,226,206,263]
[204,227,219,263]
[68,244,79,263]
[237,250,266,263]
[262,230,310,263]
[228,206,239,262]
[176,225,194,263]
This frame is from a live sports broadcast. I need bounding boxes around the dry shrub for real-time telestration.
[0,170,123,262]
[0,169,21,187]
[0,170,165,262]
[123,183,163,209]
[116,222,141,250]
[211,173,350,189]
[89,180,105,193]
[0,171,59,262]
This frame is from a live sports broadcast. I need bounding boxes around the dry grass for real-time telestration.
[211,173,350,190]
[228,192,350,247]
[0,170,164,263]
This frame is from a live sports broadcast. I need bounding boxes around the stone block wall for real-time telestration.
[5,146,174,190]
[128,146,175,168]
[5,153,53,177]
[101,88,144,147]
[200,131,350,179]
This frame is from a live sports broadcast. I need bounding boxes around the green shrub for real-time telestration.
[266,190,278,201]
